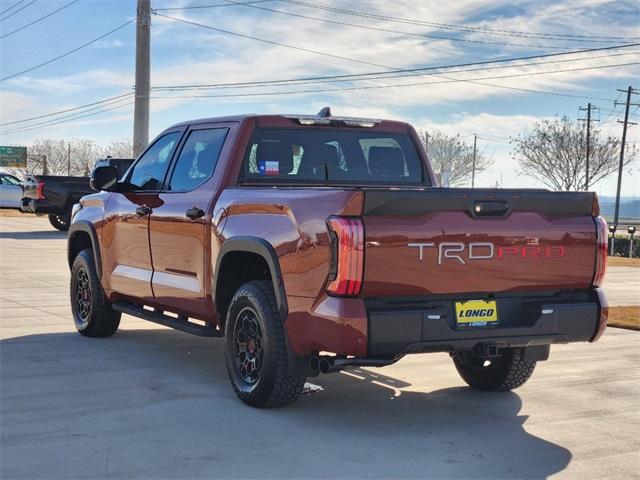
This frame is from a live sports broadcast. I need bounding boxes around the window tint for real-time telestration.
[242,129,425,185]
[128,132,180,190]
[168,128,228,191]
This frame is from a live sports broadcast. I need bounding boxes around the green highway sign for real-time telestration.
[0,146,27,167]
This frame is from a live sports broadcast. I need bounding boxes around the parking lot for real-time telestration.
[1,215,639,479]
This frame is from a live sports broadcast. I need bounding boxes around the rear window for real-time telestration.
[240,128,427,185]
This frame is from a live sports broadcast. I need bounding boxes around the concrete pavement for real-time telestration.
[601,266,640,306]
[1,215,639,479]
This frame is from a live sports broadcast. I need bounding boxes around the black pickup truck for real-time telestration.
[22,158,132,230]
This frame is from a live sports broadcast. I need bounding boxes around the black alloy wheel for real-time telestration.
[232,307,264,385]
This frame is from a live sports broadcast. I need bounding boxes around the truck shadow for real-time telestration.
[1,329,571,479]
[0,230,66,240]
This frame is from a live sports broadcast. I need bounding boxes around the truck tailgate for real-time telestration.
[362,189,597,296]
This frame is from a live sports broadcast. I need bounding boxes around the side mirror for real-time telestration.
[90,166,119,192]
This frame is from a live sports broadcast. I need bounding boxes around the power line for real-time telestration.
[7,62,632,136]
[599,91,625,125]
[477,136,512,145]
[154,0,275,11]
[0,0,25,16]
[151,51,637,97]
[0,100,134,136]
[154,13,639,102]
[151,61,640,100]
[0,97,133,135]
[0,19,135,82]
[162,0,584,50]
[150,40,640,90]
[0,0,36,22]
[0,92,134,127]
[4,16,636,135]
[8,47,633,131]
[282,0,640,43]
[0,0,80,39]
[6,62,636,136]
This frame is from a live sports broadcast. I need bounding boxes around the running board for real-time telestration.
[113,301,222,337]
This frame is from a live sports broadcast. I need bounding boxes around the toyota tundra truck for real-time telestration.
[67,110,608,408]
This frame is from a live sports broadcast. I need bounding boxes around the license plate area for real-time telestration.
[455,299,499,328]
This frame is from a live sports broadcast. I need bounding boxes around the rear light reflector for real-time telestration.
[326,216,364,296]
[36,181,45,200]
[593,216,608,287]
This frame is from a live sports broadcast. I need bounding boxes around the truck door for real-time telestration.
[101,130,183,301]
[149,125,231,318]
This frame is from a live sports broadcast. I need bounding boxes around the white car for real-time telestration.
[0,173,23,208]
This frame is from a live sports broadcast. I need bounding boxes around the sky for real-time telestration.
[1,0,639,196]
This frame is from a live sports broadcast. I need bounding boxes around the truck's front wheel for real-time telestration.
[452,347,536,391]
[224,281,306,408]
[70,249,121,337]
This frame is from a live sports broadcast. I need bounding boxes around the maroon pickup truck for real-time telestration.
[67,110,608,408]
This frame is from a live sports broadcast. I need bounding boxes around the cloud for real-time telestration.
[417,112,545,139]
[89,38,126,49]
[6,70,132,95]
[0,91,42,121]
[3,0,639,195]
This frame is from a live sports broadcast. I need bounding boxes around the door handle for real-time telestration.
[186,207,205,220]
[136,206,152,216]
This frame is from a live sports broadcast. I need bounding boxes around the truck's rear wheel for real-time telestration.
[224,281,305,408]
[452,347,536,391]
[49,212,70,231]
[70,249,120,337]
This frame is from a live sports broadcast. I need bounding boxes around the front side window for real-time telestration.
[241,129,426,185]
[128,132,181,190]
[168,128,228,191]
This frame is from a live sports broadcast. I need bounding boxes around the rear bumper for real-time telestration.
[21,198,60,215]
[366,289,607,356]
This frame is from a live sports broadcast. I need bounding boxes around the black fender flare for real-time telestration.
[67,220,102,278]
[214,236,288,320]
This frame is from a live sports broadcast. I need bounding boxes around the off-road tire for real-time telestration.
[49,212,70,231]
[224,281,306,408]
[70,249,120,337]
[453,347,536,391]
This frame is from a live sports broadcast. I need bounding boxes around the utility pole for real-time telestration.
[67,141,71,175]
[611,86,639,254]
[579,103,599,190]
[613,87,639,227]
[471,134,477,188]
[133,0,151,158]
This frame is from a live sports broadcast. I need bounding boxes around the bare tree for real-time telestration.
[99,139,133,159]
[511,116,636,191]
[11,138,134,177]
[25,139,95,176]
[420,130,491,186]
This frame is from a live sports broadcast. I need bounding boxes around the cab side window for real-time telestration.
[168,128,228,191]
[128,132,181,190]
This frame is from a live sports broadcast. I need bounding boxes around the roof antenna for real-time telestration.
[317,106,331,118]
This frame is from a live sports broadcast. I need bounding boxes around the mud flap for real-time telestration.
[523,345,550,362]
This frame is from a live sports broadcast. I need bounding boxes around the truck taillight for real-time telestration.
[36,181,45,200]
[593,216,608,287]
[326,216,364,296]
